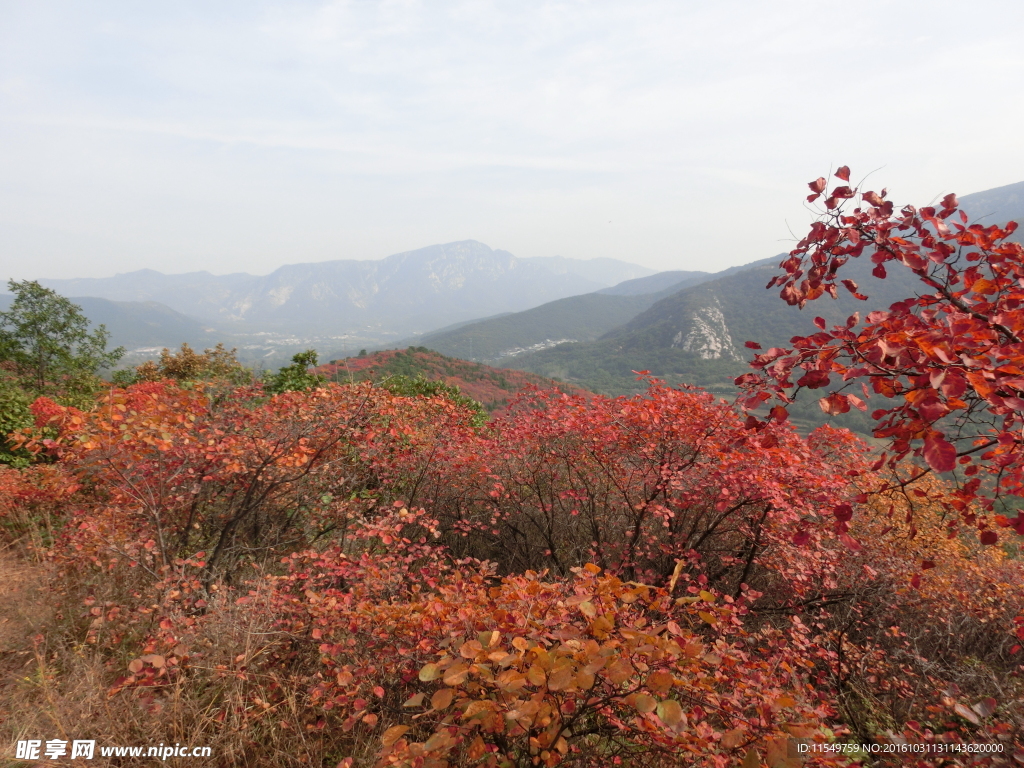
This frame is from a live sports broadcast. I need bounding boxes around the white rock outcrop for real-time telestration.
[672,299,741,360]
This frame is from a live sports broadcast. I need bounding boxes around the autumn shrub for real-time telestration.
[0,561,373,768]
[113,506,840,768]
[0,463,77,551]
[19,379,480,581]
[12,165,1024,765]
[114,342,255,387]
[4,372,1024,767]
[810,477,1024,750]
[402,382,865,610]
[740,166,1024,532]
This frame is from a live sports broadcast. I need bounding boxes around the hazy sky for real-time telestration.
[2,0,1023,280]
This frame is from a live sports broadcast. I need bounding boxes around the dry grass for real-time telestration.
[0,551,51,657]
[0,553,377,767]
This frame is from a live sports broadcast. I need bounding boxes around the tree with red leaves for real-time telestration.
[736,166,1024,541]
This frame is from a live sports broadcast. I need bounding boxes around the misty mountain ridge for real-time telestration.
[402,269,718,363]
[959,179,1024,236]
[479,180,1024,405]
[38,241,656,339]
[10,178,1022,383]
[403,257,811,367]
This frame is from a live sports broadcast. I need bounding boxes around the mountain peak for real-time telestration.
[40,242,653,339]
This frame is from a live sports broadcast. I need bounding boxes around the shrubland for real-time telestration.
[2,174,1024,767]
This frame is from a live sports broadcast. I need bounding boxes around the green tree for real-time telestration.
[0,375,32,466]
[0,279,124,395]
[264,349,327,394]
[378,373,486,426]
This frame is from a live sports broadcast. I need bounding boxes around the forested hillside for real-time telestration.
[320,347,588,412]
[3,175,1024,767]
[0,293,222,353]
[406,271,710,363]
[463,181,1024,413]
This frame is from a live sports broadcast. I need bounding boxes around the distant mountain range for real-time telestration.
[7,178,1022,399]
[410,181,1024,420]
[960,179,1024,237]
[596,270,710,296]
[497,256,919,408]
[397,270,707,363]
[38,241,654,339]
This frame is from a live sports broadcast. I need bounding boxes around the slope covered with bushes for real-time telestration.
[320,347,590,413]
[4,173,1024,767]
[1,374,1021,767]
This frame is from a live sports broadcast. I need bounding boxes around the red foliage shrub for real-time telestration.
[3,359,1022,766]
[739,166,1024,534]
[408,382,867,608]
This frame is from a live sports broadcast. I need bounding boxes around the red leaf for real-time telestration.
[808,177,827,194]
[745,341,762,350]
[839,533,863,552]
[835,166,851,182]
[833,504,853,522]
[954,702,981,725]
[923,431,956,473]
[798,370,831,389]
[980,530,999,546]
[819,393,850,415]
[973,698,997,719]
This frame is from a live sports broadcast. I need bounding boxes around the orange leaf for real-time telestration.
[419,663,442,682]
[431,688,454,711]
[656,699,683,726]
[954,702,981,725]
[606,658,634,685]
[633,693,657,713]
[646,670,674,695]
[442,663,470,686]
[382,725,409,748]
[547,665,575,691]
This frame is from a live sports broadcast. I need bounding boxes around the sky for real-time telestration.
[1,0,1023,280]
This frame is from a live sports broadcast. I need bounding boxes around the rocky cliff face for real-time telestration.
[41,241,649,336]
[672,298,742,360]
[598,253,923,363]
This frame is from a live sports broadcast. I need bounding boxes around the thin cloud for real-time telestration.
[1,0,1022,279]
